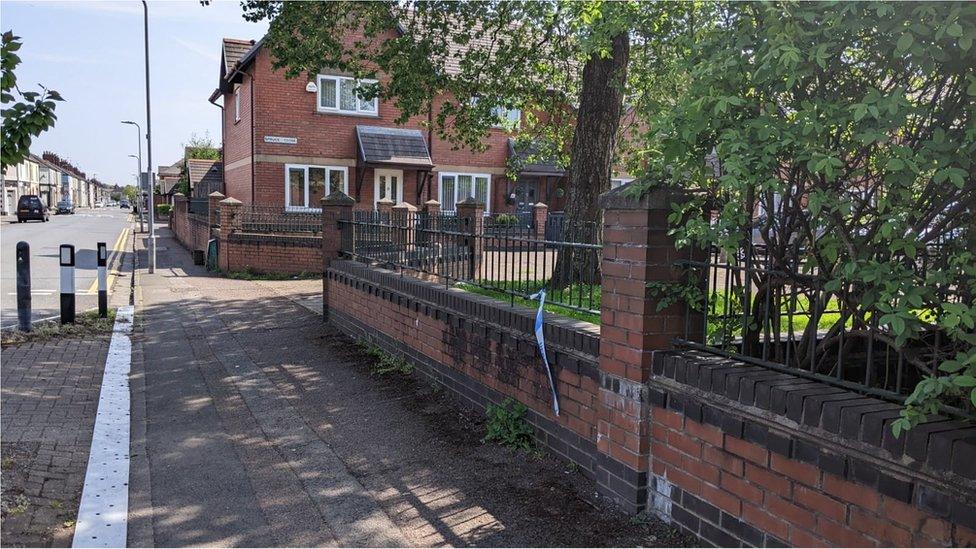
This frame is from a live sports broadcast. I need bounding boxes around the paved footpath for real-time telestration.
[129,225,681,548]
[1,335,111,546]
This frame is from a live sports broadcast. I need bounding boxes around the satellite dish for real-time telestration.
[305,81,318,93]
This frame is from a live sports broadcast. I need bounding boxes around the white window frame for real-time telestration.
[284,164,349,211]
[316,74,379,116]
[234,87,241,122]
[438,172,492,214]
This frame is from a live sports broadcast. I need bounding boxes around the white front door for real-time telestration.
[374,169,403,207]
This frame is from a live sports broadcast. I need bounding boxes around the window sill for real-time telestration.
[313,109,380,118]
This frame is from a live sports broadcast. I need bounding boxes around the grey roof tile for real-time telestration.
[356,125,433,167]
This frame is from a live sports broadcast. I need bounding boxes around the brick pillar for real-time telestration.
[392,201,418,251]
[171,192,185,232]
[595,183,703,513]
[321,191,356,320]
[218,197,242,272]
[376,197,394,218]
[533,202,549,240]
[456,197,484,280]
[423,199,440,215]
[208,191,225,229]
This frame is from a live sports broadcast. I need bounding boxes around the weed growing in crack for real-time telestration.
[483,398,535,451]
[356,340,414,376]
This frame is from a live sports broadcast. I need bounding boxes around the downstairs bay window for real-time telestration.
[439,172,491,213]
[285,164,348,211]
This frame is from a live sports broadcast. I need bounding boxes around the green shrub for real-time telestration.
[483,398,535,451]
[493,213,519,226]
[156,203,172,215]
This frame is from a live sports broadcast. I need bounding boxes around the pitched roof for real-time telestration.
[507,138,565,176]
[356,125,433,167]
[222,38,255,74]
[187,158,223,192]
[158,161,182,178]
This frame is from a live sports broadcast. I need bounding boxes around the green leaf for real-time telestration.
[946,22,963,38]
[896,33,914,52]
[955,375,976,388]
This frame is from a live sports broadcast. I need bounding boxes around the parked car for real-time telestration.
[16,195,50,222]
[94,201,105,208]
[56,200,75,215]
[120,200,131,209]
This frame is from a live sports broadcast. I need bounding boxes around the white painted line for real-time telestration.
[72,305,133,548]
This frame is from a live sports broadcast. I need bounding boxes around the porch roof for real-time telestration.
[507,138,565,177]
[356,125,433,168]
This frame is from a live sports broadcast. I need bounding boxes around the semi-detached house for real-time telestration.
[210,35,631,217]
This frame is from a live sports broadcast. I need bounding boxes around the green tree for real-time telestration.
[176,132,221,195]
[634,2,976,431]
[1,31,63,169]
[122,185,138,202]
[240,1,641,248]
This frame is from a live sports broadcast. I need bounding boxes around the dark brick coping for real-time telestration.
[328,260,601,358]
[651,350,976,528]
[229,232,321,247]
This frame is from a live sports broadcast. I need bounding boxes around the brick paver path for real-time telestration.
[1,337,110,547]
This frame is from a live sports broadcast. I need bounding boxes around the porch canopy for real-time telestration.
[355,125,434,200]
[507,137,565,177]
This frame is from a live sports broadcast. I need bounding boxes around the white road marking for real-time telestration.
[72,305,133,548]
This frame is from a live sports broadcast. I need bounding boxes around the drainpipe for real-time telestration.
[249,73,255,205]
[208,93,225,194]
[426,105,434,202]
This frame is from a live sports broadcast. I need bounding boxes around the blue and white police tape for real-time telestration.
[529,288,560,416]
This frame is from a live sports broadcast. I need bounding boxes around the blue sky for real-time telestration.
[2,0,268,186]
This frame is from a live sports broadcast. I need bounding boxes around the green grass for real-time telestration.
[1,308,118,347]
[456,280,601,324]
[455,279,856,340]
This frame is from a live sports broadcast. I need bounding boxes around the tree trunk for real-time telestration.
[551,31,630,289]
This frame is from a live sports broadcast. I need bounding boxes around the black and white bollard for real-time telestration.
[16,241,31,332]
[97,242,108,318]
[60,244,75,324]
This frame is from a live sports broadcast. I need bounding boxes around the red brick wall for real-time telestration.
[169,197,212,254]
[326,262,604,474]
[223,71,254,204]
[223,234,322,275]
[649,405,976,547]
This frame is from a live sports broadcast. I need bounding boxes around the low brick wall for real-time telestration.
[646,350,976,547]
[326,260,607,476]
[170,198,212,257]
[224,233,322,275]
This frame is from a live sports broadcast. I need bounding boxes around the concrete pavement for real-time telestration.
[129,223,676,548]
[0,209,131,328]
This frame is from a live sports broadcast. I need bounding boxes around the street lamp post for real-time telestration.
[128,154,144,233]
[143,0,156,274]
[121,121,143,230]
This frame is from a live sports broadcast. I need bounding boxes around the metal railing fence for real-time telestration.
[340,211,602,316]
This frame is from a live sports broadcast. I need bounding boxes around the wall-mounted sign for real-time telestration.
[305,81,318,93]
[264,136,298,145]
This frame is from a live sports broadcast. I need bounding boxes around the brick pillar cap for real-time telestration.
[208,191,225,199]
[219,197,243,206]
[322,191,355,206]
[376,197,395,205]
[424,199,441,207]
[598,180,676,210]
[533,202,549,209]
[457,197,485,208]
[172,192,185,198]
[392,201,418,212]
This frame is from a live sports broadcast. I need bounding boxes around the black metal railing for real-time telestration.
[237,206,321,234]
[340,211,602,317]
[675,243,971,416]
[188,197,209,216]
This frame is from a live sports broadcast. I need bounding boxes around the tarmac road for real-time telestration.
[0,208,131,328]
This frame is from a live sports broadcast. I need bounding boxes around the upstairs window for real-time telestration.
[317,75,378,115]
[234,86,241,122]
[490,106,521,128]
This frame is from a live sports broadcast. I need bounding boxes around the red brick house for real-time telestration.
[208,35,614,216]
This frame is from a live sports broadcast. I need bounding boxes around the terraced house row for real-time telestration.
[208,35,634,217]
[1,152,110,215]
